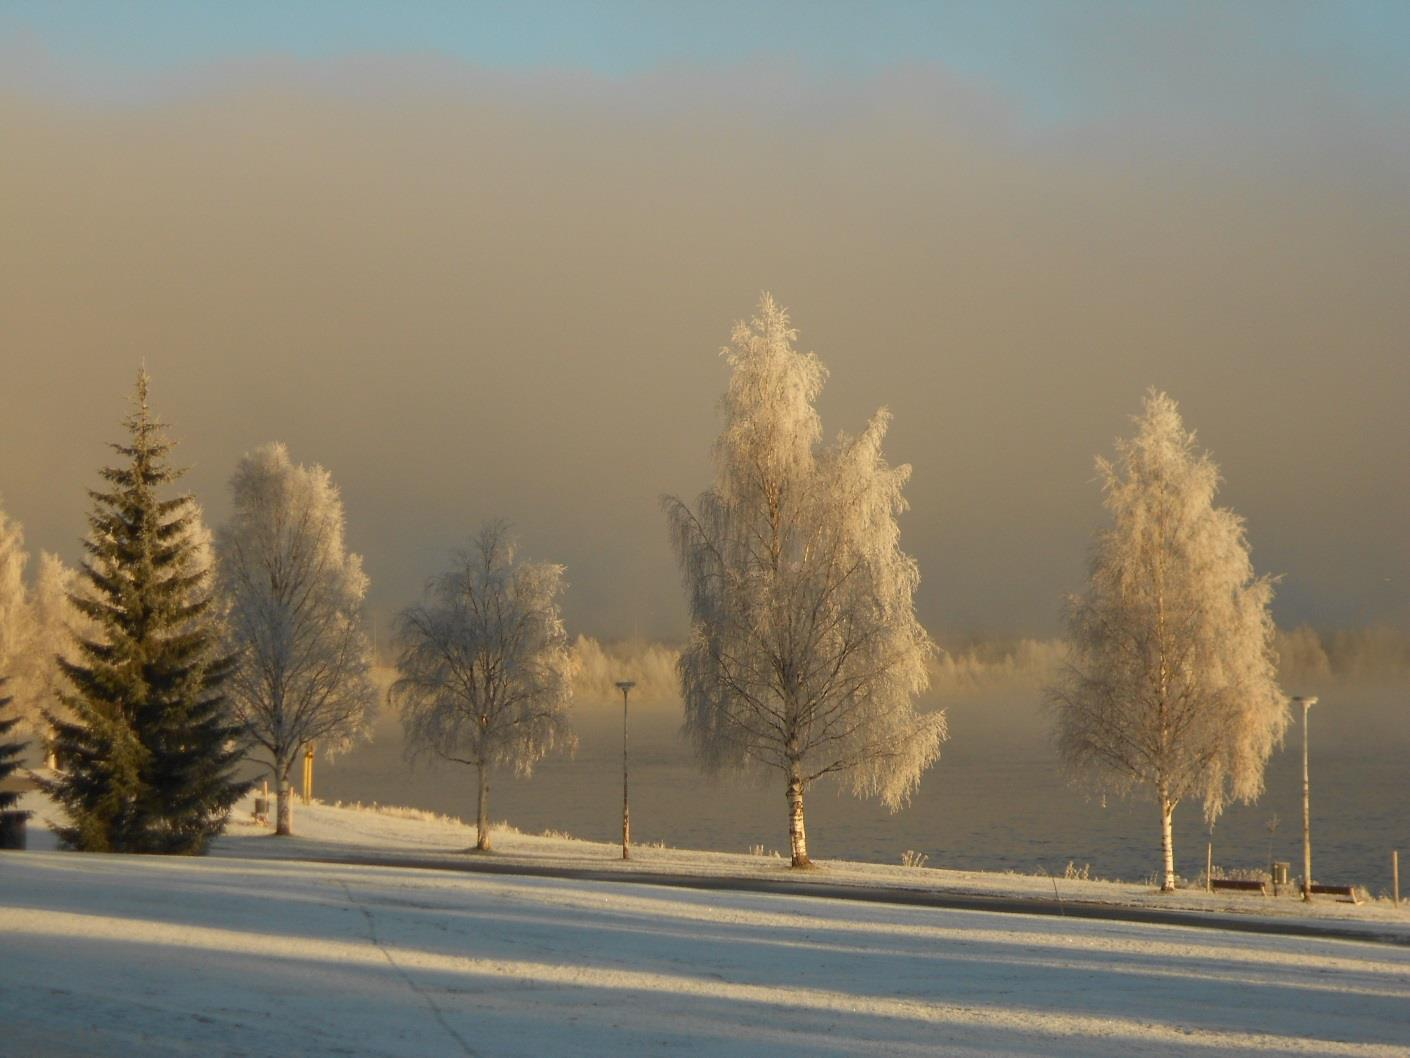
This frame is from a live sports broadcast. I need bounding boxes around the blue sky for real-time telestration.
[6,1,1410,122]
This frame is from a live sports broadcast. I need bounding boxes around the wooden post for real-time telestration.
[302,745,314,805]
[1206,842,1213,894]
[1394,850,1400,907]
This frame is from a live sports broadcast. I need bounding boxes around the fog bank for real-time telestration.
[2,51,1407,643]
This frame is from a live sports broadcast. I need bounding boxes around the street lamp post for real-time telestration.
[1295,695,1318,901]
[616,681,636,861]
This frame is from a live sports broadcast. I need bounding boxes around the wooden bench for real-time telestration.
[1210,878,1270,896]
[1310,884,1362,904]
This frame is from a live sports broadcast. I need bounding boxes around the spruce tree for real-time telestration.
[41,371,249,854]
[0,677,30,848]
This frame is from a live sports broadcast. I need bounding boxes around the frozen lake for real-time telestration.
[319,678,1408,895]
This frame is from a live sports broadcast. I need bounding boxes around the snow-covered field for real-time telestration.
[5,793,1410,1056]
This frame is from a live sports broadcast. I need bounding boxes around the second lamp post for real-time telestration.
[616,680,636,860]
[1295,695,1319,901]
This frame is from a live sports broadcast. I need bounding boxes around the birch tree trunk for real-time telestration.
[475,763,491,852]
[276,757,294,837]
[1159,792,1177,892]
[786,769,810,868]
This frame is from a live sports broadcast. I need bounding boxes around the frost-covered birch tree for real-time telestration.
[664,294,945,868]
[29,554,78,728]
[216,443,376,836]
[0,508,93,736]
[0,503,37,726]
[390,522,574,852]
[1048,390,1288,891]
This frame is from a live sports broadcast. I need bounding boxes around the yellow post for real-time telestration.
[302,745,314,805]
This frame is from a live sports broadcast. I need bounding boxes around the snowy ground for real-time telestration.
[5,792,1410,1056]
[5,845,1410,1057]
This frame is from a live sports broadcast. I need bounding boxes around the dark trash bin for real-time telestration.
[0,813,27,850]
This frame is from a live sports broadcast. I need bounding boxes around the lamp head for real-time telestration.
[615,680,636,693]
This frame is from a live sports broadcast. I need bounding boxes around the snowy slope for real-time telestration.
[4,846,1410,1057]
